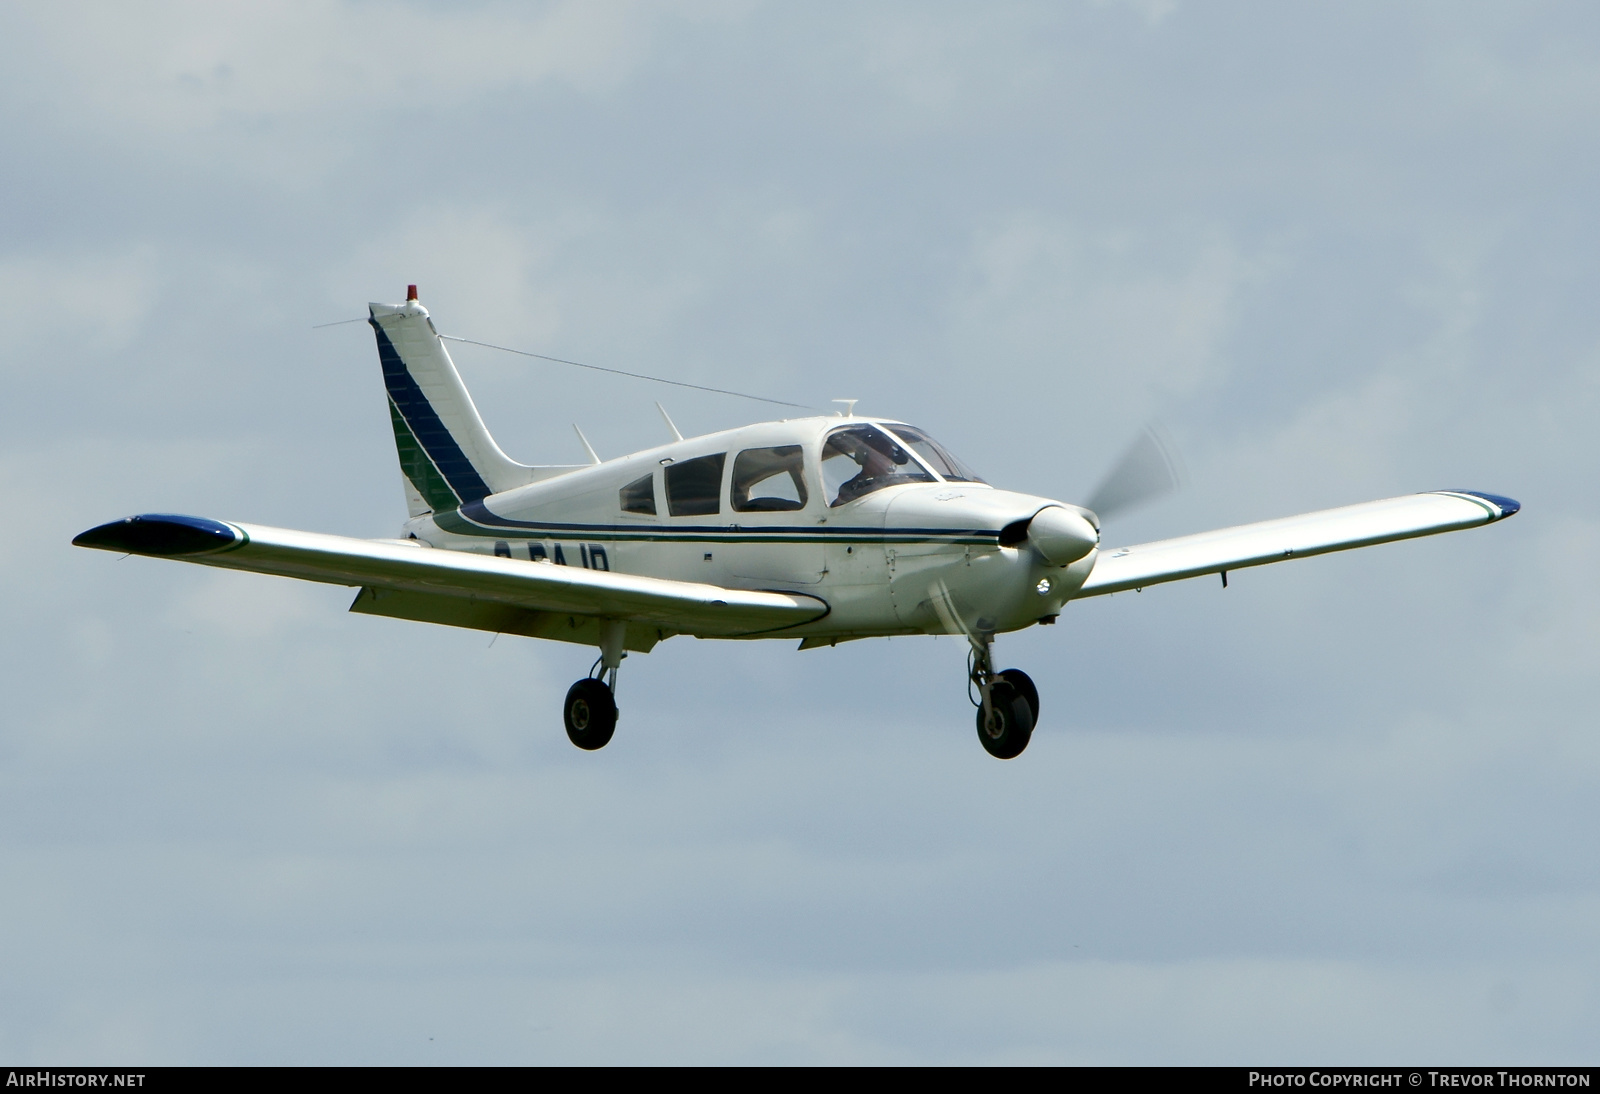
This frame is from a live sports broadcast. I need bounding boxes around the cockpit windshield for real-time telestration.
[884,425,986,483]
[821,425,935,506]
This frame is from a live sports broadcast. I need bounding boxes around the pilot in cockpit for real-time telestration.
[824,426,925,506]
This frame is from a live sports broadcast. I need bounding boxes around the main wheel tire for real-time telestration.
[975,679,1034,759]
[564,678,617,750]
[996,668,1039,727]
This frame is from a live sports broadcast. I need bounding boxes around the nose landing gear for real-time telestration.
[564,619,626,751]
[997,667,1039,727]
[969,635,1038,759]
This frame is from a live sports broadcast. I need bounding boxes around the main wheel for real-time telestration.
[564,678,617,750]
[996,668,1039,727]
[975,680,1034,759]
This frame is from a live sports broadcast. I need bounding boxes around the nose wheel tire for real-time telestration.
[996,668,1039,727]
[564,678,618,750]
[976,679,1034,759]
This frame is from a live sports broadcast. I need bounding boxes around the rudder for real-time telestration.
[369,287,535,517]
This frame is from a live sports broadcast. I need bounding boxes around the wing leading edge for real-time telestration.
[1075,490,1519,599]
[72,514,828,645]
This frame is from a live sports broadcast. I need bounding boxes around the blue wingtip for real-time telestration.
[72,514,243,555]
[1445,491,1521,519]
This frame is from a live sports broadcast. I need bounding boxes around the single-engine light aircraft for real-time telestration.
[74,288,1521,758]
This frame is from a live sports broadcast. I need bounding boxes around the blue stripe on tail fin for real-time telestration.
[369,294,548,518]
[371,318,493,505]
[368,292,588,519]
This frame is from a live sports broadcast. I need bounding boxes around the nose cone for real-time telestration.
[1026,506,1099,565]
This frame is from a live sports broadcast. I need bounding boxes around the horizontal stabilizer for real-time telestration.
[1075,490,1518,598]
[73,514,829,637]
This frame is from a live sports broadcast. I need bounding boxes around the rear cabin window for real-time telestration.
[731,446,808,512]
[665,453,725,516]
[619,473,656,515]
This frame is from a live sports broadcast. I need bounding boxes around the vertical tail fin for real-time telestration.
[369,290,535,517]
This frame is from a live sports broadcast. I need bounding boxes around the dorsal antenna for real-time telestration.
[656,402,684,442]
[573,424,601,465]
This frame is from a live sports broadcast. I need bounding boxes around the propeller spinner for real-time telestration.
[995,425,1180,566]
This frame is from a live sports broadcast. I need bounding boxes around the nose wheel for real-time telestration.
[969,638,1039,759]
[997,668,1039,726]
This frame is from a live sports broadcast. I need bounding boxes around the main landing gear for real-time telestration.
[565,620,625,751]
[969,635,1038,760]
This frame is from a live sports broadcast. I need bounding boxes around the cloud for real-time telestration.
[0,248,163,358]
[945,212,1259,462]
[1094,0,1179,29]
[8,1,656,134]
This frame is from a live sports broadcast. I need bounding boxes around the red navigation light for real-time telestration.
[406,284,418,301]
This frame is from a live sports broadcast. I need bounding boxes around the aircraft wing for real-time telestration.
[72,514,828,643]
[1074,490,1519,599]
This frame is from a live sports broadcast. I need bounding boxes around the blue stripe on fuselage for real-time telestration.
[370,317,493,504]
[455,499,999,540]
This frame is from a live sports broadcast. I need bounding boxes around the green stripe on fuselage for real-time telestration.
[389,398,460,513]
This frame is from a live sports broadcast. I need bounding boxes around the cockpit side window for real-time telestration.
[884,425,986,484]
[665,453,725,516]
[619,473,656,515]
[820,425,935,507]
[732,446,808,512]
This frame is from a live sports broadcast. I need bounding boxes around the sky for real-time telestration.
[2,0,1598,1064]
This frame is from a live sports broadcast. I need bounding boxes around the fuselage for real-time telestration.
[408,415,1097,641]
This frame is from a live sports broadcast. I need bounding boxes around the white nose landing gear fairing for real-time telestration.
[73,289,1521,759]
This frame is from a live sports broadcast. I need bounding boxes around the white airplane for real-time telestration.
[74,287,1520,759]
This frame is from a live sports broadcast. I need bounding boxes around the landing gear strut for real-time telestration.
[969,634,1037,759]
[565,620,625,751]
